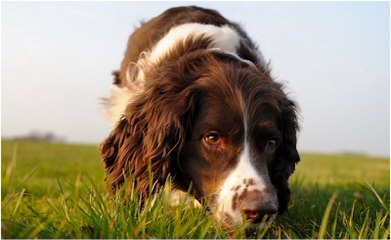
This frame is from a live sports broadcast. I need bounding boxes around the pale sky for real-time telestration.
[1,2,390,156]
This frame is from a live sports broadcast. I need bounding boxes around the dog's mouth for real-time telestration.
[206,204,277,228]
[207,211,276,238]
[243,209,277,224]
[200,192,278,234]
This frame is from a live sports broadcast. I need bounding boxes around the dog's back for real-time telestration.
[114,6,229,87]
[114,6,263,88]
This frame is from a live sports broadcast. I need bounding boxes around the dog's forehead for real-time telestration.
[194,74,281,125]
[195,90,245,133]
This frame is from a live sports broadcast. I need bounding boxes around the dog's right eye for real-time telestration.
[203,132,224,150]
[204,132,221,145]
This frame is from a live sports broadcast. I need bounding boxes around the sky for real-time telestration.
[1,2,390,156]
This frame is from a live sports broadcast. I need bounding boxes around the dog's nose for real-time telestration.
[239,190,278,223]
[241,201,278,222]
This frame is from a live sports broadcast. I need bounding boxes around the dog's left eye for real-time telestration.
[265,140,277,153]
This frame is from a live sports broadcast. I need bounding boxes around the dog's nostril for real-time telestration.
[243,209,261,220]
[241,204,278,222]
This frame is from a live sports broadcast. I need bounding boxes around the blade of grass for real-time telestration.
[345,200,358,238]
[348,200,356,228]
[12,188,26,217]
[381,225,390,239]
[357,209,370,239]
[371,211,381,238]
[331,202,340,239]
[318,192,338,239]
[3,143,18,186]
[365,181,388,211]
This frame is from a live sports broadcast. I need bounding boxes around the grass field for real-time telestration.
[1,140,390,238]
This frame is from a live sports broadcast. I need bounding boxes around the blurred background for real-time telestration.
[2,1,390,156]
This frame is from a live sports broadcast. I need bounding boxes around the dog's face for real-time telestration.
[179,59,289,224]
[101,51,299,226]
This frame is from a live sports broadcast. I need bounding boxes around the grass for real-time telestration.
[1,140,390,238]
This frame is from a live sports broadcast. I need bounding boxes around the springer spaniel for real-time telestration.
[100,6,300,225]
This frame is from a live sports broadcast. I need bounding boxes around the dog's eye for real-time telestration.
[203,132,225,151]
[265,140,277,153]
[204,132,221,145]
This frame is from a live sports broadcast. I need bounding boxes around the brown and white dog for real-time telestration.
[100,6,300,225]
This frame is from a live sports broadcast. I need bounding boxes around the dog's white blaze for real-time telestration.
[216,140,267,221]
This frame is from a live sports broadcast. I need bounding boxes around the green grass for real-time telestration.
[1,140,390,238]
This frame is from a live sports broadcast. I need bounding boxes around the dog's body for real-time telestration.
[101,6,300,224]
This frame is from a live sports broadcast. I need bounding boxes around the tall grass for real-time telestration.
[1,140,390,238]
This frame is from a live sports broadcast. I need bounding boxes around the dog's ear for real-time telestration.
[272,99,300,213]
[100,117,138,192]
[100,72,201,200]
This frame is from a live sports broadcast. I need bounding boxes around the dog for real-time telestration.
[100,6,300,225]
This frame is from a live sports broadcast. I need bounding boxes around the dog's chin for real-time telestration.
[243,214,277,237]
[210,208,277,233]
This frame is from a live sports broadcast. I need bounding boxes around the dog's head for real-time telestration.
[100,49,300,224]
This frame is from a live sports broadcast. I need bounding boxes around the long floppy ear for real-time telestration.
[271,99,300,213]
[100,69,201,200]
